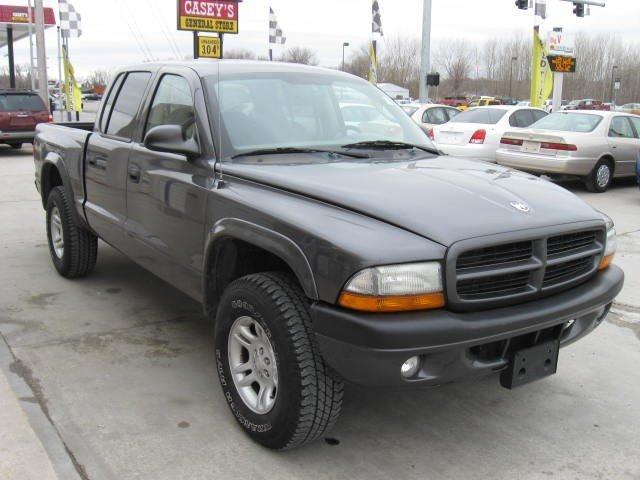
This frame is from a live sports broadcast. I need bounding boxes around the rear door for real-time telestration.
[84,71,153,248]
[124,68,214,300]
[607,116,638,176]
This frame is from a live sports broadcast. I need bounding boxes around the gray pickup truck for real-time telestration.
[34,61,623,450]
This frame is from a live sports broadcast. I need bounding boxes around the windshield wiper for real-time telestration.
[341,140,440,155]
[232,147,369,159]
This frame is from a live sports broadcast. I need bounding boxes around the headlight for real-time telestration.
[599,213,616,270]
[338,262,445,313]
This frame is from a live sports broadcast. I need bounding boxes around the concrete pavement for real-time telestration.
[0,146,639,479]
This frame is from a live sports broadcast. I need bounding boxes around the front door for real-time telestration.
[124,70,214,300]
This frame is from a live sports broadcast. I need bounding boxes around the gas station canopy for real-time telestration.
[0,5,56,47]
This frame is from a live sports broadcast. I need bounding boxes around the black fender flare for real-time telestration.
[41,153,88,230]
[203,218,319,307]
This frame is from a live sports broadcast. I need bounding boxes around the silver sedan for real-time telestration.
[496,111,640,192]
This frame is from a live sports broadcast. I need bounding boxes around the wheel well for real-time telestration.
[205,238,299,317]
[599,155,615,173]
[41,164,63,207]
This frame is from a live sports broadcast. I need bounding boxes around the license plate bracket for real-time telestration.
[522,140,540,153]
[500,339,560,389]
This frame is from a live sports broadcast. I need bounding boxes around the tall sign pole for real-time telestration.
[34,0,49,111]
[419,0,432,103]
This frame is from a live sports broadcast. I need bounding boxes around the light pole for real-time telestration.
[342,42,349,71]
[509,56,517,99]
[419,0,433,103]
[609,65,618,104]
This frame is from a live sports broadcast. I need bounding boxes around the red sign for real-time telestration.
[0,5,56,25]
[177,0,238,34]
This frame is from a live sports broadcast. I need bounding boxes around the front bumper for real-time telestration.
[496,149,596,176]
[312,266,624,388]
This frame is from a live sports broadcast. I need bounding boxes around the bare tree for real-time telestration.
[280,47,319,66]
[224,49,258,60]
[434,39,472,94]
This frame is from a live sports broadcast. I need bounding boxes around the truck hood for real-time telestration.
[221,155,602,246]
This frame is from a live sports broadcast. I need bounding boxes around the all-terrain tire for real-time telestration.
[46,186,98,278]
[215,272,344,450]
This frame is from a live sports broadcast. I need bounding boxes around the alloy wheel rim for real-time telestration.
[228,316,278,415]
[596,164,611,189]
[50,207,64,259]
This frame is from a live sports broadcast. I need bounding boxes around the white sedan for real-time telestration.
[430,106,548,162]
[496,111,640,192]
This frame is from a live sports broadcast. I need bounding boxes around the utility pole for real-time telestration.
[418,0,432,103]
[27,0,36,91]
[35,0,49,111]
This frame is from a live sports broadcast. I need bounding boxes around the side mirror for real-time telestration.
[143,124,201,159]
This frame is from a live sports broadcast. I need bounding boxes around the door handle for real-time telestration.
[128,164,141,183]
[88,156,107,169]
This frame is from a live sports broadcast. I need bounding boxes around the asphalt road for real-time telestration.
[1,146,639,480]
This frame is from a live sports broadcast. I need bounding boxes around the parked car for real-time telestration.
[462,97,502,111]
[496,111,640,192]
[410,104,460,134]
[0,90,52,148]
[563,99,611,111]
[619,103,640,115]
[440,95,468,108]
[431,105,548,161]
[82,92,103,101]
[34,61,623,450]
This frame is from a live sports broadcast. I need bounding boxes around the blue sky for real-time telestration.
[3,0,638,79]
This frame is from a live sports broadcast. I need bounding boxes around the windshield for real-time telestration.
[530,112,603,132]
[451,108,507,125]
[205,72,433,159]
[0,93,46,112]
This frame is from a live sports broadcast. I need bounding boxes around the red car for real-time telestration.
[0,90,52,148]
[563,99,611,111]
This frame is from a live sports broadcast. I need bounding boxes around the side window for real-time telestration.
[424,107,448,125]
[509,110,533,128]
[531,110,548,123]
[629,117,640,138]
[609,117,635,139]
[145,74,196,141]
[99,74,124,133]
[106,72,152,140]
[446,108,460,121]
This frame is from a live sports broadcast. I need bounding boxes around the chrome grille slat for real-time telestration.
[450,228,604,308]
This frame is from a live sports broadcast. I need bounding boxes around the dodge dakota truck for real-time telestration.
[34,61,624,450]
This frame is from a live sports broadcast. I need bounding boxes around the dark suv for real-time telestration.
[0,90,51,148]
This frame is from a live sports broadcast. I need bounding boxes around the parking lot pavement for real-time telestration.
[0,147,639,480]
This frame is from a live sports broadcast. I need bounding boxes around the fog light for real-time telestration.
[401,356,421,379]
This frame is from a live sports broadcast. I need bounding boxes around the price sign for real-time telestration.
[548,55,576,73]
[197,36,221,59]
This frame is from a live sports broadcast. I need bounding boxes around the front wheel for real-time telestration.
[215,272,344,450]
[585,159,613,193]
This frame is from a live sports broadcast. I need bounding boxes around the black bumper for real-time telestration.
[311,266,624,388]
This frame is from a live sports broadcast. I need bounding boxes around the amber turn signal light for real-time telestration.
[338,292,445,313]
[598,254,614,271]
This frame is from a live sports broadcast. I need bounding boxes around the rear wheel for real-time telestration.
[215,272,344,450]
[46,186,98,278]
[9,143,23,149]
[585,159,613,193]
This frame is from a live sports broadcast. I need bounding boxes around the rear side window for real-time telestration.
[609,117,635,139]
[509,110,533,128]
[105,72,152,139]
[629,117,640,137]
[0,93,46,111]
[424,107,448,125]
[445,108,460,121]
[99,74,124,133]
[453,108,507,125]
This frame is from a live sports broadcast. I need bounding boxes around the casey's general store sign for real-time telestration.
[177,0,238,34]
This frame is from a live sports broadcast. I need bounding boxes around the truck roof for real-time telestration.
[116,60,356,79]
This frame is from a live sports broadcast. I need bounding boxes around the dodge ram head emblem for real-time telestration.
[510,201,531,213]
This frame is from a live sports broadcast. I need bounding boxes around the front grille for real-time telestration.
[449,228,604,311]
[457,241,533,269]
